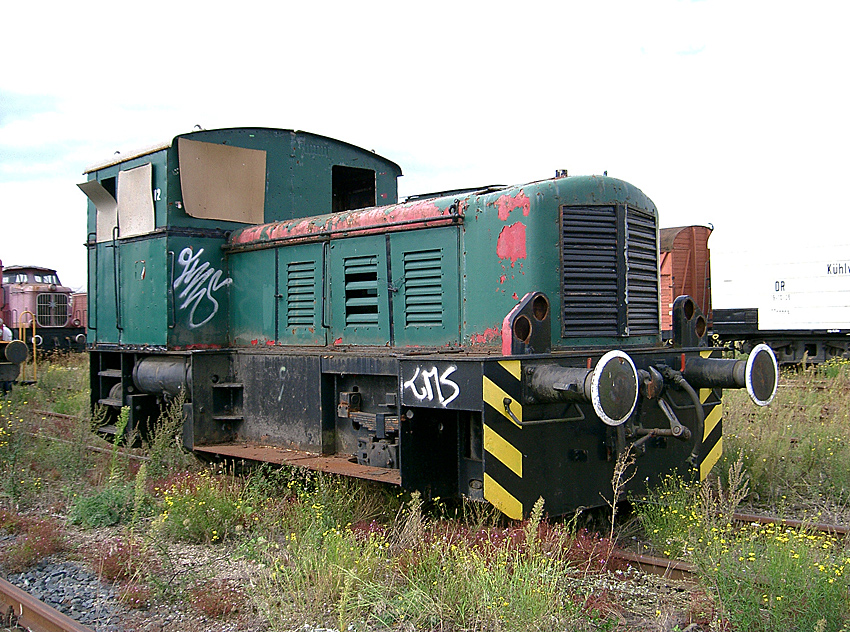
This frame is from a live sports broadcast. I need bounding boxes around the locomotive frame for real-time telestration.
[80,127,777,518]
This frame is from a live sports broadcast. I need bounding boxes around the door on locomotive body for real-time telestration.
[329,235,391,345]
[388,227,460,347]
[328,229,462,347]
[276,243,327,345]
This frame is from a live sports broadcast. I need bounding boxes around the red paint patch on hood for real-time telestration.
[469,327,501,344]
[496,190,531,221]
[496,222,527,266]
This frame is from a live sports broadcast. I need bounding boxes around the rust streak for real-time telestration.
[231,200,450,247]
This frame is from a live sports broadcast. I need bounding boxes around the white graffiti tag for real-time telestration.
[173,247,233,329]
[403,365,460,407]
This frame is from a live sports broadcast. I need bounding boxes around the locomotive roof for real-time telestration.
[83,127,402,174]
[3,264,59,274]
[84,141,171,174]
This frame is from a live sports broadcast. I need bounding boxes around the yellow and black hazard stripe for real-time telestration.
[696,349,723,480]
[482,360,526,519]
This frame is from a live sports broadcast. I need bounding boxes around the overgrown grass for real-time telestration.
[636,460,850,631]
[721,361,850,515]
[254,486,619,631]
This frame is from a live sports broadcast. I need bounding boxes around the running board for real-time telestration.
[192,443,401,485]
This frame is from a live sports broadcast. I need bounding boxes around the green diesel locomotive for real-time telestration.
[79,127,777,518]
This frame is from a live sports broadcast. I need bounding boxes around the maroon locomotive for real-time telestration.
[0,264,86,351]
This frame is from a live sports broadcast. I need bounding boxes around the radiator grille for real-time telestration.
[403,249,443,327]
[562,206,619,336]
[286,261,316,327]
[36,293,69,327]
[561,206,659,338]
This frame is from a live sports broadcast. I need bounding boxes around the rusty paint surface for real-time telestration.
[496,222,527,265]
[231,199,452,248]
[496,190,530,221]
[193,443,401,485]
[468,327,501,345]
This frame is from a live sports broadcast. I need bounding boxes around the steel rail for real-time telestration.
[615,512,848,584]
[732,511,850,536]
[29,411,150,462]
[610,550,696,582]
[0,577,92,632]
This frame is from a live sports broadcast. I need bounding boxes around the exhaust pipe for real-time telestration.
[682,343,778,406]
[528,350,639,426]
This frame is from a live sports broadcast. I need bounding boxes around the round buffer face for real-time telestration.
[4,340,28,365]
[591,350,639,426]
[746,343,779,406]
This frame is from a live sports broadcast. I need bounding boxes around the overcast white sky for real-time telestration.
[2,1,848,291]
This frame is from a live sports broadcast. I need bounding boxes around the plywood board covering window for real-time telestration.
[178,138,266,224]
[78,179,118,243]
[118,163,155,238]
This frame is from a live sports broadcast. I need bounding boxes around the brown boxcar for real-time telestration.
[659,226,712,336]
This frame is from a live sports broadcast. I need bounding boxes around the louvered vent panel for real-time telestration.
[562,207,619,337]
[286,261,316,327]
[344,255,379,326]
[625,208,659,336]
[403,249,443,327]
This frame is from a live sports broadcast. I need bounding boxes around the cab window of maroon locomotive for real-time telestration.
[332,166,375,212]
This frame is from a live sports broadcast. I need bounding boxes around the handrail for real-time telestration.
[17,310,36,381]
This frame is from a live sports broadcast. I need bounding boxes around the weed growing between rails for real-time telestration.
[636,458,850,631]
[0,510,66,572]
[721,362,850,520]
[253,478,636,632]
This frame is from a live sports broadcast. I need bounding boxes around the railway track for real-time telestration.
[614,511,849,583]
[29,410,149,462]
[0,577,92,632]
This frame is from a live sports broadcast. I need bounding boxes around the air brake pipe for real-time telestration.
[658,366,705,466]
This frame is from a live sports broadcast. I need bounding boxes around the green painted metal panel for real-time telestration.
[390,227,460,347]
[230,249,276,346]
[277,243,326,345]
[329,235,390,345]
[118,238,168,346]
[92,242,119,344]
[166,235,231,348]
